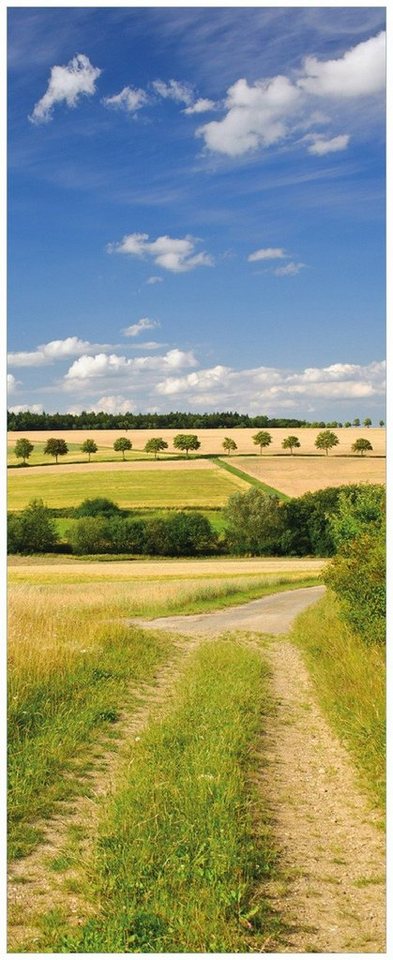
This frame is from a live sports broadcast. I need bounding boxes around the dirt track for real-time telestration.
[131,584,326,635]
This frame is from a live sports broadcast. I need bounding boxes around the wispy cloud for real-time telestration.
[184,98,216,115]
[29,53,101,123]
[102,86,149,115]
[307,134,350,156]
[248,247,287,262]
[273,261,305,277]
[122,317,160,337]
[152,79,194,105]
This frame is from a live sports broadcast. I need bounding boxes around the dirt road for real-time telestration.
[130,584,326,635]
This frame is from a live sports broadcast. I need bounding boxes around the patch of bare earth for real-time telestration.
[7,632,204,952]
[258,639,385,953]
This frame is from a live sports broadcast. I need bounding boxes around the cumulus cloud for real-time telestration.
[155,360,385,409]
[64,348,197,382]
[298,32,386,98]
[198,75,300,156]
[273,262,305,277]
[123,317,160,337]
[307,134,350,155]
[108,232,213,273]
[152,79,194,105]
[8,404,44,414]
[184,98,216,115]
[8,337,110,367]
[102,86,148,115]
[30,53,101,124]
[198,32,385,158]
[7,373,19,394]
[248,247,287,262]
[92,395,134,414]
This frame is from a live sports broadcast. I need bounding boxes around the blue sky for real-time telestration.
[7,6,386,420]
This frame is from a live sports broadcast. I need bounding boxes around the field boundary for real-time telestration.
[213,457,289,500]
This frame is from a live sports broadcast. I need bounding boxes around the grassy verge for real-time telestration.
[146,575,320,616]
[47,638,278,953]
[292,591,385,812]
[8,605,173,861]
[213,457,289,500]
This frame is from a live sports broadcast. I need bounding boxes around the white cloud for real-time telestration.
[274,262,305,277]
[92,395,135,414]
[8,337,110,367]
[298,32,386,98]
[108,232,213,273]
[30,54,101,124]
[198,75,300,156]
[123,317,160,337]
[184,98,216,115]
[64,348,197,382]
[8,404,44,414]
[198,32,385,158]
[155,360,385,409]
[152,79,194,105]
[7,373,19,394]
[248,247,287,262]
[307,134,350,156]
[146,276,164,285]
[102,86,148,115]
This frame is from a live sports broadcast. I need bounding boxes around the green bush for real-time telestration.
[75,498,123,518]
[224,488,283,555]
[328,484,385,549]
[107,517,147,554]
[7,499,59,554]
[68,517,112,555]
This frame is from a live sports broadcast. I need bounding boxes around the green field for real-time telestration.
[7,464,248,511]
[7,441,155,467]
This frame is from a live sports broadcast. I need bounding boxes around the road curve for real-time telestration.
[130,584,326,636]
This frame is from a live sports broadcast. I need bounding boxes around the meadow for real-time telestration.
[7,459,249,512]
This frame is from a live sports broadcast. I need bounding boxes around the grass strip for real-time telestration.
[213,457,289,500]
[8,620,173,860]
[147,575,320,616]
[50,638,278,953]
[292,591,385,812]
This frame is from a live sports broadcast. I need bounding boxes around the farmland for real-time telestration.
[7,459,249,512]
[232,452,386,497]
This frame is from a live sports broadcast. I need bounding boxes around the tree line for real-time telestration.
[7,409,383,432]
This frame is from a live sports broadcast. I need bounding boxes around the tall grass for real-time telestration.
[292,592,385,811]
[51,639,276,953]
[8,590,173,860]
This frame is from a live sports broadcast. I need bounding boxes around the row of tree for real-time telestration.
[13,430,375,465]
[7,409,384,432]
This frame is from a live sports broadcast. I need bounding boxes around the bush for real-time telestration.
[328,484,385,550]
[280,486,344,556]
[325,526,385,644]
[142,512,216,556]
[68,517,112,555]
[75,498,123,518]
[7,500,59,554]
[224,488,283,555]
[106,517,147,554]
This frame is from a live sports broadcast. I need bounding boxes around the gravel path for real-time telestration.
[129,584,326,635]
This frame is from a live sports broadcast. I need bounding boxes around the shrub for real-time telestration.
[328,484,385,550]
[75,498,123,518]
[7,499,59,554]
[68,517,112,555]
[325,526,385,644]
[106,517,147,554]
[164,512,216,556]
[224,488,283,555]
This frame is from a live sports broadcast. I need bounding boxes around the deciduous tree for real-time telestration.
[81,438,98,461]
[44,437,68,464]
[113,437,132,460]
[282,436,300,455]
[352,438,373,456]
[14,438,34,465]
[173,434,201,457]
[144,438,169,459]
[222,437,237,454]
[252,431,272,455]
[315,430,339,456]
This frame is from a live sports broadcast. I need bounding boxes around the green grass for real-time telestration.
[8,464,248,511]
[8,622,173,861]
[144,575,320,616]
[213,457,289,500]
[46,638,278,953]
[53,508,227,540]
[7,441,154,467]
[292,591,385,812]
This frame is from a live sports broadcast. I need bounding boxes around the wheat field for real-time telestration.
[232,453,386,497]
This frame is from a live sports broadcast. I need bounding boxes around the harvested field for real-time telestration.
[8,556,326,583]
[7,426,386,457]
[232,454,386,497]
[7,460,248,511]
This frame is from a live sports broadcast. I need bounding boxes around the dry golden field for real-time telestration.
[8,555,326,582]
[232,454,386,497]
[7,426,386,457]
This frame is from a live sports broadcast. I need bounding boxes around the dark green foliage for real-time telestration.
[68,517,112,555]
[14,437,34,464]
[75,497,123,518]
[351,438,373,455]
[144,438,168,458]
[173,434,201,456]
[224,488,284,555]
[107,518,147,554]
[43,438,68,463]
[252,431,272,454]
[81,439,98,460]
[144,512,216,556]
[329,484,385,550]
[113,437,132,459]
[7,499,59,554]
[8,409,309,431]
[325,526,385,644]
[314,429,339,455]
[280,486,345,556]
